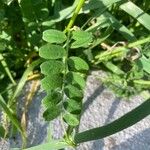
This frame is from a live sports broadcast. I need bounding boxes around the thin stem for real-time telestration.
[133,80,150,85]
[61,32,71,137]
[128,36,150,48]
[64,0,86,32]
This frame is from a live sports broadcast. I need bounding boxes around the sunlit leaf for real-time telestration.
[39,44,66,59]
[40,60,64,75]
[71,30,93,48]
[43,104,61,121]
[63,113,79,126]
[68,56,89,72]
[64,84,83,99]
[64,99,81,114]
[66,72,86,89]
[41,74,62,91]
[43,29,67,44]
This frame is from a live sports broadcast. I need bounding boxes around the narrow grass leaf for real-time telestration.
[0,94,24,137]
[24,140,69,150]
[9,59,43,106]
[120,1,150,31]
[75,99,150,143]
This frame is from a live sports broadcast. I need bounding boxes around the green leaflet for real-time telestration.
[74,99,150,143]
[40,60,64,75]
[63,99,81,114]
[39,44,66,59]
[63,113,79,126]
[41,74,62,91]
[68,56,89,72]
[66,72,86,89]
[23,140,69,150]
[64,84,83,99]
[43,104,61,121]
[139,55,150,74]
[71,30,93,48]
[42,91,62,108]
[120,1,150,31]
[43,29,67,44]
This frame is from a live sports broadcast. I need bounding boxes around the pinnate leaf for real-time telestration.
[43,29,67,43]
[39,44,66,59]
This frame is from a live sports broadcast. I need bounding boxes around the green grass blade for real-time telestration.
[74,98,150,143]
[105,12,137,41]
[8,59,43,107]
[0,53,16,85]
[120,1,150,31]
[24,140,69,150]
[0,94,24,137]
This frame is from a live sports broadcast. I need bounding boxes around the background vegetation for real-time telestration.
[0,0,150,149]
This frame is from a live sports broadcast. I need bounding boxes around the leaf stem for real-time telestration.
[64,0,86,32]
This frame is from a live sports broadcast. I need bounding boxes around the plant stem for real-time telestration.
[128,36,150,48]
[64,0,86,32]
[133,80,150,85]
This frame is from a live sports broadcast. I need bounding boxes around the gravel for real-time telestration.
[0,71,150,150]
